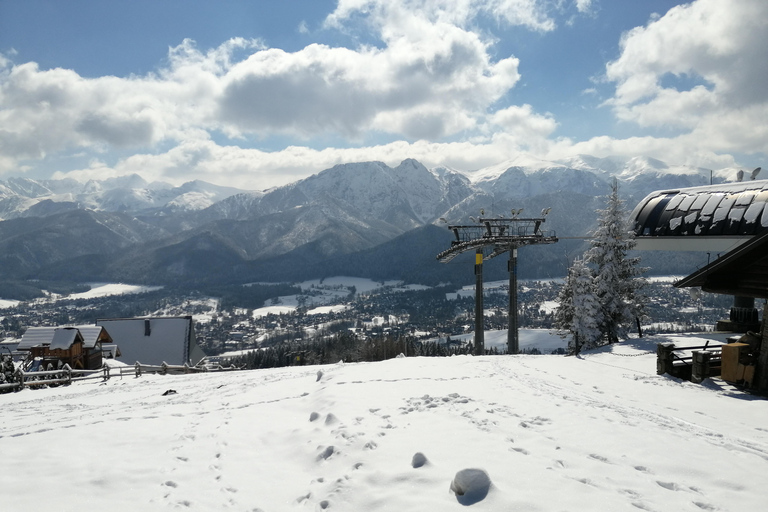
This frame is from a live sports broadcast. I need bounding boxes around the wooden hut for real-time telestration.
[17,325,114,370]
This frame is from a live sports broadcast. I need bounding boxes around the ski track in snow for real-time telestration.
[2,343,768,511]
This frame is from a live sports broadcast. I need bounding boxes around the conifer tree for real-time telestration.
[585,180,646,343]
[556,181,646,352]
[555,257,602,355]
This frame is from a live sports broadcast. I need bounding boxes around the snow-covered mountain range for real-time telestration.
[0,175,247,220]
[0,155,748,288]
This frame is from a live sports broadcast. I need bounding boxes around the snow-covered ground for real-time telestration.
[66,283,164,300]
[0,298,19,309]
[307,305,351,316]
[2,333,766,511]
[298,277,402,295]
[441,328,567,353]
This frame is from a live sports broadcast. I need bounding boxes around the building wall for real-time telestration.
[96,317,196,366]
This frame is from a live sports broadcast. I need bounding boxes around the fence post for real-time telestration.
[63,364,72,385]
[161,362,168,375]
[135,362,141,378]
[657,343,675,375]
[691,350,711,384]
[17,369,25,390]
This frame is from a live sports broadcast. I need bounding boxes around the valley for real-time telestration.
[0,276,734,361]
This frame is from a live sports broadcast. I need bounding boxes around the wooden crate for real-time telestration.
[721,343,749,382]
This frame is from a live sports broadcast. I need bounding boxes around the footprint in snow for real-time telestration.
[656,481,679,491]
[316,445,336,461]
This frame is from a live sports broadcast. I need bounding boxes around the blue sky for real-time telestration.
[1,0,766,189]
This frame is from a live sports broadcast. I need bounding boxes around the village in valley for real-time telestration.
[0,275,734,366]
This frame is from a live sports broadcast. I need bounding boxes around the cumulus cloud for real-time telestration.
[604,0,768,155]
[0,2,530,175]
[12,0,758,189]
[216,14,520,140]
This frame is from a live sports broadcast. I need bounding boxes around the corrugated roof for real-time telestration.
[630,180,768,239]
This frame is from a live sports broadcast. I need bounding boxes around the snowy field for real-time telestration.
[251,277,424,317]
[3,334,767,511]
[0,298,19,309]
[65,283,164,300]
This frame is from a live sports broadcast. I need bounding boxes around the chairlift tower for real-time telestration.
[437,212,558,355]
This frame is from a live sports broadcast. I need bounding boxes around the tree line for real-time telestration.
[230,332,478,369]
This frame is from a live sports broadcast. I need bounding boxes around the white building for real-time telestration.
[96,316,205,366]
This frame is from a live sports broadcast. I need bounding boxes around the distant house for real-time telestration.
[17,325,113,370]
[96,316,205,366]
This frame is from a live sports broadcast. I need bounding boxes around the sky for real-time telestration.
[1,0,767,191]
[3,332,767,511]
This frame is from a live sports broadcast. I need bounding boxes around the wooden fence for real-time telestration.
[0,360,242,393]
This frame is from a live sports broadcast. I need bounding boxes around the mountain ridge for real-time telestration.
[0,154,749,293]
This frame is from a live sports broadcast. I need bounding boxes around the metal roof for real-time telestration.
[629,180,768,251]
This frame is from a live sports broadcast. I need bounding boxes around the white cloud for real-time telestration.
[326,0,557,33]
[9,0,757,190]
[0,5,529,176]
[216,16,521,140]
[604,0,768,155]
[574,0,593,14]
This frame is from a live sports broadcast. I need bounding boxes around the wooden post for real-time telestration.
[63,364,72,385]
[755,302,768,393]
[691,350,712,384]
[657,343,675,375]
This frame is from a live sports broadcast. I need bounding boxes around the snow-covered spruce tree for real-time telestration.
[555,257,602,355]
[585,180,646,344]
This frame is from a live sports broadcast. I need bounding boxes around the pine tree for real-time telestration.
[555,257,602,355]
[585,180,646,343]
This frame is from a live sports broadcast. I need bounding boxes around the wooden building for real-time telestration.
[630,179,768,392]
[17,326,113,370]
[675,229,768,392]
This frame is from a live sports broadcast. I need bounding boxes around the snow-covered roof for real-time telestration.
[18,325,109,351]
[18,326,84,351]
[76,325,113,349]
[630,180,768,251]
[50,328,83,350]
[18,327,57,350]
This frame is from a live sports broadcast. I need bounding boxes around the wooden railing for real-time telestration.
[657,342,723,383]
[0,360,242,393]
